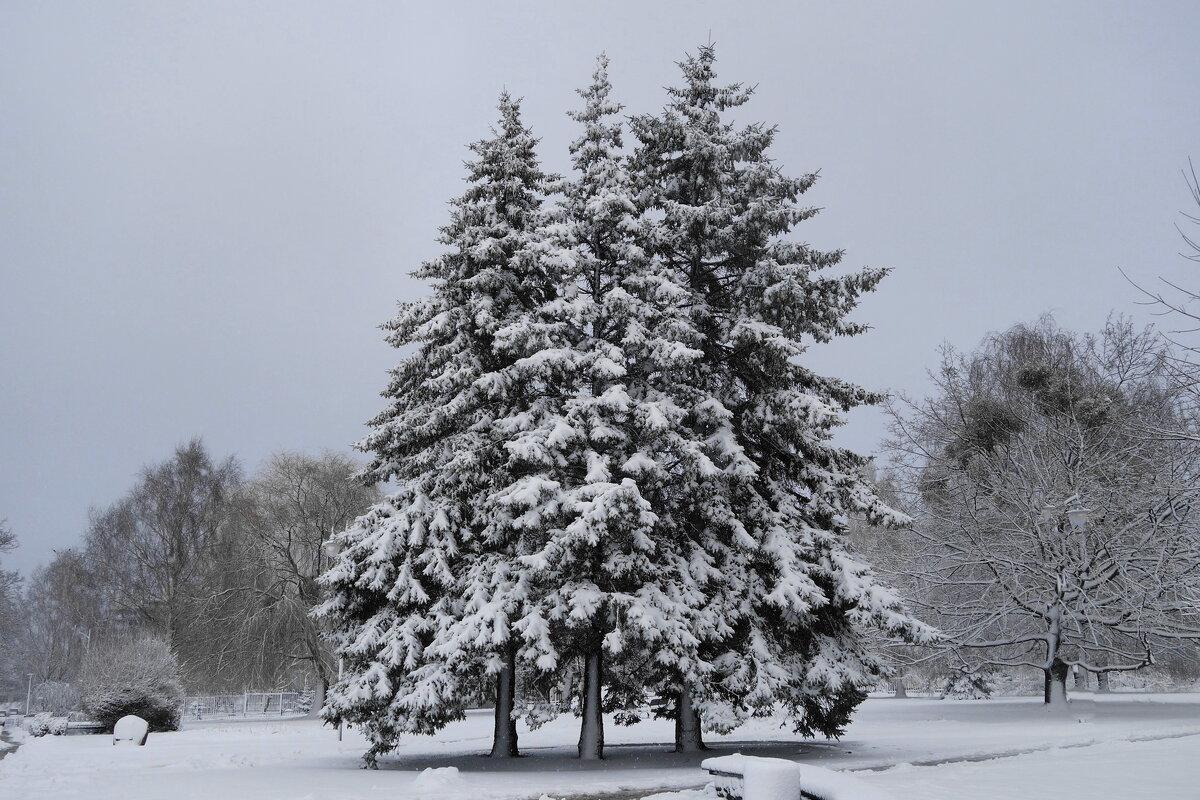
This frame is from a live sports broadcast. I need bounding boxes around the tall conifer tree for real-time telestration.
[318,93,560,763]
[491,55,708,760]
[629,46,931,748]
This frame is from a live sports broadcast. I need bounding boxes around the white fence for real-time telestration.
[184,691,313,720]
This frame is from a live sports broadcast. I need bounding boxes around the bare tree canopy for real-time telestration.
[82,438,241,678]
[2,445,378,698]
[17,549,102,685]
[0,520,22,696]
[883,317,1200,705]
[198,452,377,692]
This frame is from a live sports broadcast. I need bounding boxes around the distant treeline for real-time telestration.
[0,441,377,699]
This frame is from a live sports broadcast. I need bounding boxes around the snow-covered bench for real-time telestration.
[702,754,894,800]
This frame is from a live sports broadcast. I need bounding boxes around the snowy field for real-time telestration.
[1,694,1198,800]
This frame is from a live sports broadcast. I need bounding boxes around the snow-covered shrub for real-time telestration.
[296,691,314,715]
[943,672,993,699]
[79,634,184,732]
[26,712,68,737]
[26,713,51,737]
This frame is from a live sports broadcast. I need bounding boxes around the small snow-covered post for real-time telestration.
[743,757,803,800]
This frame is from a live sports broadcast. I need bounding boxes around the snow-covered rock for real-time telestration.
[113,714,150,746]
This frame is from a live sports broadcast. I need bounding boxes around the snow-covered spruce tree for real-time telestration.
[317,93,564,763]
[494,55,708,760]
[627,46,931,749]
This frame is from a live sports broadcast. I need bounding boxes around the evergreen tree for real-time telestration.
[628,45,931,748]
[318,93,561,763]
[499,55,709,760]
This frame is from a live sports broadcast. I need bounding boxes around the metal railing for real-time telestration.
[183,691,313,720]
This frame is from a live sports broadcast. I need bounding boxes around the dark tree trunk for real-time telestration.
[674,689,707,752]
[891,677,908,699]
[1096,671,1111,693]
[1044,659,1070,706]
[490,645,519,758]
[577,649,604,760]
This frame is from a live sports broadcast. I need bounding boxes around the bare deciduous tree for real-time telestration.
[884,318,1200,705]
[17,549,103,685]
[83,438,240,674]
[0,520,22,697]
[200,452,377,695]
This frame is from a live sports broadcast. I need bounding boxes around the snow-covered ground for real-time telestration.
[1,694,1197,799]
[868,735,1200,800]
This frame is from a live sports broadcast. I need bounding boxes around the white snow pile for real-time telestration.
[702,753,895,800]
[411,766,465,791]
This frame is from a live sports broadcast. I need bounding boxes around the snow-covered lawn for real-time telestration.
[1,694,1197,799]
[868,735,1200,800]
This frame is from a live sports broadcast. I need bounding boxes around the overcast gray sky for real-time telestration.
[3,1,1198,574]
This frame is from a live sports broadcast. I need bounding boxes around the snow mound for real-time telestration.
[411,765,464,791]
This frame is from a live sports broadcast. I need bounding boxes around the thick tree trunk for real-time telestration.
[1073,666,1086,691]
[891,677,908,699]
[577,649,604,760]
[1044,659,1070,706]
[490,645,519,758]
[674,689,707,752]
[310,676,327,719]
[1096,671,1110,693]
